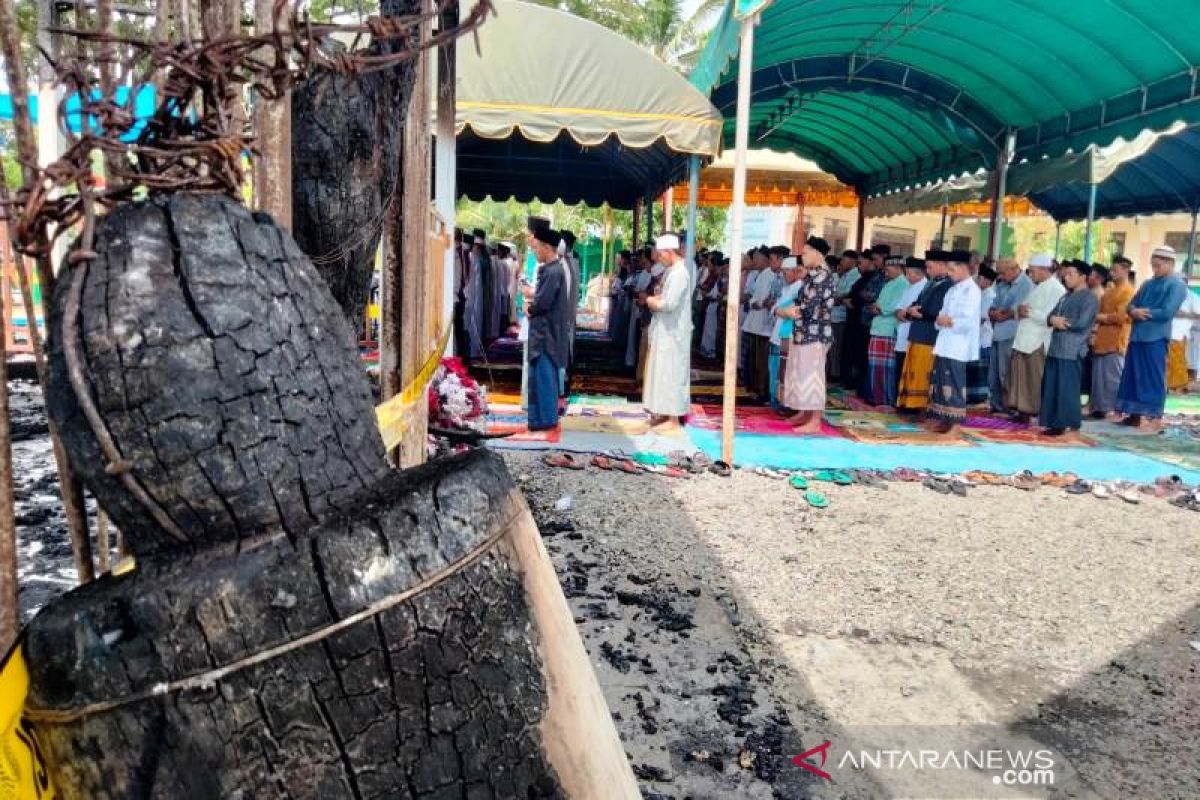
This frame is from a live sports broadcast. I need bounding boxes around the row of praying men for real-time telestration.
[673,241,1198,438]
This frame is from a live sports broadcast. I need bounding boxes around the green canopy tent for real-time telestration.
[690,0,1200,463]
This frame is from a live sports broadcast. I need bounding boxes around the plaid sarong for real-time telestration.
[866,334,897,407]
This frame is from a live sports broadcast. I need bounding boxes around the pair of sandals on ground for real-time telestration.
[543,449,732,479]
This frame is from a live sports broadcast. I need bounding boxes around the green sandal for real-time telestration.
[813,470,852,485]
[804,489,830,508]
[789,474,809,490]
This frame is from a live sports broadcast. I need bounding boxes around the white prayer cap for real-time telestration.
[655,233,681,251]
[1028,252,1054,268]
[781,256,799,270]
[1152,244,1177,260]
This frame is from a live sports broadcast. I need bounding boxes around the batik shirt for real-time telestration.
[793,267,836,346]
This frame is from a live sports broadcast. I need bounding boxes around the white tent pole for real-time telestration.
[721,14,756,465]
[1186,209,1199,277]
[987,130,1015,259]
[1083,183,1098,262]
[686,153,700,286]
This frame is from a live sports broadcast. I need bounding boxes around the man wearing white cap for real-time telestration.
[768,256,805,410]
[1116,245,1189,427]
[639,233,693,433]
[1005,253,1065,421]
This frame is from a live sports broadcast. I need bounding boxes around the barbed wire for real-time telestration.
[9,0,492,258]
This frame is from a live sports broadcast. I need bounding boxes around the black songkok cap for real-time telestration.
[842,249,860,259]
[884,255,905,267]
[978,265,998,281]
[526,215,550,233]
[806,236,831,256]
[533,227,561,248]
[906,257,927,272]
[871,243,891,256]
[561,230,577,247]
[472,228,487,241]
[948,250,972,264]
[925,249,950,261]
[769,245,792,257]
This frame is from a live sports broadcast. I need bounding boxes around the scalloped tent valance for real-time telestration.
[692,0,1200,197]
[447,0,723,208]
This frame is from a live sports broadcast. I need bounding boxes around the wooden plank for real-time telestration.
[398,12,432,468]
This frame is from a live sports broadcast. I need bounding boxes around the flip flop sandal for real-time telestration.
[949,481,969,497]
[661,466,690,479]
[894,467,922,482]
[614,459,643,474]
[789,474,809,490]
[590,455,613,470]
[923,477,953,494]
[803,489,829,508]
[1092,482,1112,499]
[690,452,714,473]
[1117,486,1141,504]
[852,470,887,489]
[631,451,669,466]
[828,470,853,486]
[543,453,584,470]
[709,460,733,477]
[1065,479,1092,495]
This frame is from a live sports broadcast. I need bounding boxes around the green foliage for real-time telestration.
[670,203,727,250]
[456,196,634,252]
[1056,221,1112,263]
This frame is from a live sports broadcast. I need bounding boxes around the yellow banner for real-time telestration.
[374,323,453,451]
[0,646,55,799]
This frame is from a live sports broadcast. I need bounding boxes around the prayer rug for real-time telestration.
[485,404,562,443]
[1165,394,1200,417]
[962,414,1028,432]
[687,404,842,438]
[964,427,1093,447]
[1088,429,1200,472]
[840,427,975,447]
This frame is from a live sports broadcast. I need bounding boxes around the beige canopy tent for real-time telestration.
[446,0,723,208]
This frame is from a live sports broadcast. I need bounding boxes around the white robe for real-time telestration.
[643,264,692,416]
[934,278,982,363]
[1013,277,1066,355]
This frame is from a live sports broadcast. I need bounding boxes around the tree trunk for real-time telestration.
[289,0,420,334]
[45,193,391,559]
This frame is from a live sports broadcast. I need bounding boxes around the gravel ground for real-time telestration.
[11,375,1197,798]
[504,450,1200,800]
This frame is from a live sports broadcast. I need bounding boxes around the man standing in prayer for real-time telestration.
[892,257,928,402]
[1168,280,1197,393]
[986,258,1034,414]
[782,237,835,433]
[1117,245,1189,427]
[829,249,860,383]
[496,243,514,333]
[607,251,630,344]
[865,255,909,407]
[699,251,725,360]
[842,245,887,391]
[1089,257,1135,418]
[640,234,693,434]
[769,256,806,411]
[966,264,997,406]
[926,251,982,437]
[744,246,786,400]
[1039,262,1099,440]
[1006,253,1065,422]
[521,227,569,431]
[464,231,487,359]
[624,251,652,370]
[896,251,952,413]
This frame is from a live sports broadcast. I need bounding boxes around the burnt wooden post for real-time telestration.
[23,193,637,798]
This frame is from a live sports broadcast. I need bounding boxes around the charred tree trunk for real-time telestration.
[290,0,420,334]
[27,194,637,798]
[45,194,391,558]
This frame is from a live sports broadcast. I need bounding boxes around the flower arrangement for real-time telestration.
[427,357,488,457]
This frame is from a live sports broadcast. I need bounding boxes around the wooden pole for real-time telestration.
[253,0,292,228]
[397,9,433,468]
[95,510,110,574]
[0,0,94,580]
[720,15,755,466]
[685,153,700,286]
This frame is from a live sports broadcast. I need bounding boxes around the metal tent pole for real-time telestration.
[987,130,1016,259]
[854,193,866,249]
[721,14,756,466]
[1083,183,1099,262]
[646,191,655,237]
[1053,221,1062,258]
[1186,209,1199,277]
[938,203,948,247]
[686,154,700,286]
